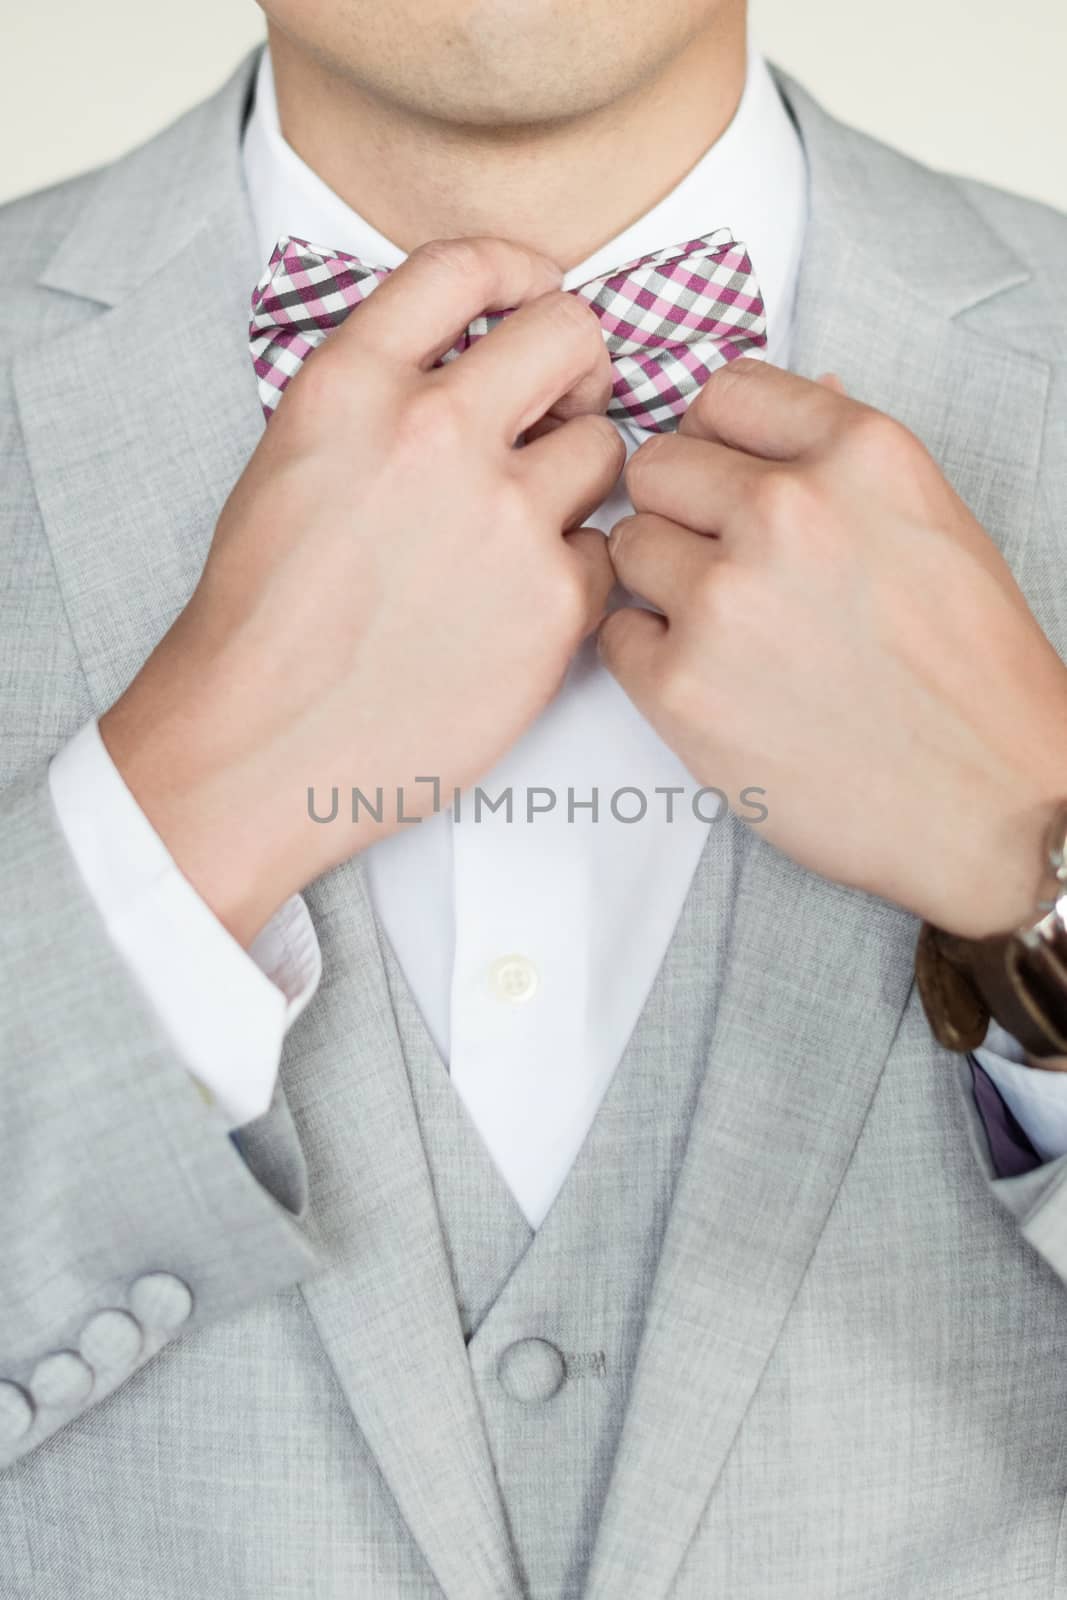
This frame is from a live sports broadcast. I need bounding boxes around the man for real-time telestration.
[2,0,1067,1594]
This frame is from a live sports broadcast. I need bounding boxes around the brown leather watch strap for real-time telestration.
[916,803,1067,1060]
[916,923,1067,1057]
[915,923,991,1053]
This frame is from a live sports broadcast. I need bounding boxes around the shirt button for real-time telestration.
[489,955,539,1005]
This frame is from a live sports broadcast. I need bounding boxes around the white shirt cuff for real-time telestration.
[974,1021,1067,1165]
[48,720,321,1128]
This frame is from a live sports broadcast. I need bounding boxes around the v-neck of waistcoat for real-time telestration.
[375,814,748,1341]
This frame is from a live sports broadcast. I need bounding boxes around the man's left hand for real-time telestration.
[600,359,1067,938]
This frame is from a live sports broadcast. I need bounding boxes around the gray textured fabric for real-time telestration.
[383,813,744,1600]
[1,45,1067,1600]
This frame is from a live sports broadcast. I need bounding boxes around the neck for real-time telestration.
[267,16,748,272]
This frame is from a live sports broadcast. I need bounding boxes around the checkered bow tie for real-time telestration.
[250,228,767,433]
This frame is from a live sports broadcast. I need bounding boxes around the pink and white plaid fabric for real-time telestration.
[249,227,767,432]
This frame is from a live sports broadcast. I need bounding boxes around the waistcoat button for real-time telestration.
[498,1338,566,1403]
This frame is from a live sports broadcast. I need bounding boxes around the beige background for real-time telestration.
[1,0,1065,211]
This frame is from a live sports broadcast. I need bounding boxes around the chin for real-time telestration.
[411,72,638,132]
[370,35,683,135]
[264,0,711,131]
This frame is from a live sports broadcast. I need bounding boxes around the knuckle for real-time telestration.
[705,356,760,402]
[607,512,645,569]
[544,289,602,344]
[684,380,717,432]
[575,529,616,603]
[581,413,626,471]
[597,607,635,665]
[714,561,756,620]
[598,605,649,670]
[287,345,349,426]
[412,237,484,280]
[392,382,468,458]
[724,355,764,382]
[607,510,635,554]
[693,560,725,614]
[845,405,915,462]
[690,560,752,639]
[596,609,625,667]
[657,655,704,722]
[751,467,819,533]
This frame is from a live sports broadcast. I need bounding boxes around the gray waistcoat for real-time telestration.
[380,818,747,1600]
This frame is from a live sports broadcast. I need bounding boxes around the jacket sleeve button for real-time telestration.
[128,1272,194,1332]
[78,1309,144,1378]
[0,1381,34,1444]
[29,1351,94,1409]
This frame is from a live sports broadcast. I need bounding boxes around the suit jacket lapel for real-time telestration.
[13,62,266,706]
[285,860,523,1600]
[583,73,1051,1600]
[776,73,1050,572]
[14,53,520,1600]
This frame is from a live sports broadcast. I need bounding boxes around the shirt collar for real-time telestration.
[243,44,808,366]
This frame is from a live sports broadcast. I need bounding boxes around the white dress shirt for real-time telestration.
[47,46,1067,1226]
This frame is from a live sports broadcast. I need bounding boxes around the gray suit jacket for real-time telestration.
[2,47,1067,1600]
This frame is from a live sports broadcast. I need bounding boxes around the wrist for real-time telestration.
[934,804,1053,938]
[99,694,302,949]
[917,781,1067,939]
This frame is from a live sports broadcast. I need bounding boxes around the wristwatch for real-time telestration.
[916,802,1067,1059]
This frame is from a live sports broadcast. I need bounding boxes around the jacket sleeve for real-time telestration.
[48,718,322,1129]
[0,766,322,1471]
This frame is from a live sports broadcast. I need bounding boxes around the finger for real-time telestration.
[598,606,668,689]
[679,357,853,459]
[331,237,564,369]
[625,432,769,533]
[607,512,715,614]
[517,412,626,529]
[818,372,848,395]
[565,528,616,635]
[448,290,614,439]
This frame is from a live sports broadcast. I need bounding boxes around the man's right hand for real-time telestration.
[100,239,624,945]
